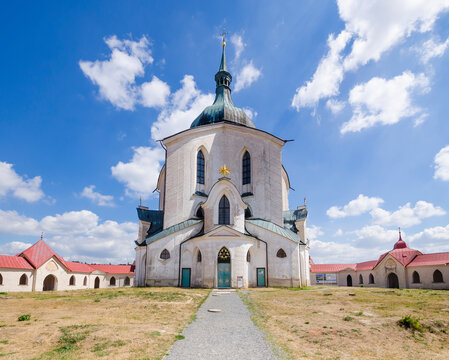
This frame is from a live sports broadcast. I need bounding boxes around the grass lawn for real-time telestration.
[0,287,210,359]
[241,287,449,360]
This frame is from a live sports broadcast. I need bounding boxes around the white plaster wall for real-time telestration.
[162,123,285,229]
[407,266,449,290]
[135,246,147,287]
[0,268,34,292]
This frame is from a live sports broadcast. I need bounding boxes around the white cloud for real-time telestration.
[111,146,165,199]
[341,71,429,134]
[370,200,445,228]
[150,75,214,140]
[140,76,170,108]
[308,225,324,241]
[0,161,44,202]
[292,31,351,110]
[326,99,346,114]
[352,225,401,245]
[234,62,262,92]
[409,224,449,242]
[334,229,343,236]
[434,145,449,181]
[0,209,136,263]
[80,185,115,207]
[230,34,245,59]
[310,239,381,264]
[293,0,449,110]
[415,36,449,63]
[327,194,384,218]
[243,107,258,120]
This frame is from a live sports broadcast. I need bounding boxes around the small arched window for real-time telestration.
[0,273,2,285]
[197,251,202,262]
[110,277,116,286]
[160,249,170,260]
[245,207,252,219]
[124,276,130,286]
[197,151,205,184]
[242,151,251,185]
[433,270,444,283]
[359,274,363,284]
[276,249,287,258]
[246,250,251,262]
[83,276,87,286]
[69,275,75,286]
[19,274,28,285]
[369,274,374,284]
[412,271,420,284]
[219,195,230,225]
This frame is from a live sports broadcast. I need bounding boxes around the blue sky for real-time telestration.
[1,0,449,264]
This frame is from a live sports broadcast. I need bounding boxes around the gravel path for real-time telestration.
[164,289,278,360]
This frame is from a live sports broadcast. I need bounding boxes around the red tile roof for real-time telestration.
[0,255,34,269]
[64,261,94,273]
[19,240,66,269]
[355,260,377,271]
[375,248,421,268]
[408,252,449,267]
[89,264,134,274]
[310,264,356,273]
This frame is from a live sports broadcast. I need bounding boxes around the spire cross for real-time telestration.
[221,30,227,46]
[41,232,43,241]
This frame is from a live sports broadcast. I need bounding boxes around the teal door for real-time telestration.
[257,268,266,287]
[217,263,231,287]
[181,268,191,287]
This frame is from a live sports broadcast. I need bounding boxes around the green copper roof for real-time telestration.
[283,208,308,233]
[145,219,202,245]
[190,43,255,129]
[246,218,305,245]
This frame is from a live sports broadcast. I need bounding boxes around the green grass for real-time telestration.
[17,314,31,322]
[174,335,185,340]
[398,315,423,332]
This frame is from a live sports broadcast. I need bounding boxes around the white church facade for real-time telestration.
[134,40,311,288]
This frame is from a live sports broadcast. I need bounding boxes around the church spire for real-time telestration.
[219,30,228,72]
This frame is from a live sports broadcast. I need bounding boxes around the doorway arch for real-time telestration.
[387,273,399,288]
[347,275,352,287]
[43,275,57,291]
[217,247,231,288]
[94,276,100,289]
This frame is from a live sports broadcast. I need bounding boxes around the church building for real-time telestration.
[134,39,311,288]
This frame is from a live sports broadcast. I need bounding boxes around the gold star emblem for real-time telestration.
[219,164,230,176]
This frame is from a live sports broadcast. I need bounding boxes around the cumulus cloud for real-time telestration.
[415,36,449,63]
[341,72,429,134]
[0,161,44,202]
[327,194,384,218]
[307,225,324,241]
[292,0,449,110]
[292,31,351,110]
[370,200,445,228]
[80,185,115,207]
[0,209,136,263]
[80,35,170,111]
[434,145,449,181]
[234,62,262,92]
[243,107,258,120]
[326,99,346,114]
[352,225,401,246]
[409,224,449,242]
[310,239,383,264]
[111,146,165,199]
[230,34,245,59]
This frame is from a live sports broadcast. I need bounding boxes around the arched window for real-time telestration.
[197,151,205,184]
[197,250,202,262]
[160,249,170,260]
[246,250,251,262]
[218,247,231,263]
[0,273,2,285]
[245,207,252,219]
[242,151,251,185]
[83,276,87,286]
[69,275,75,286]
[19,274,27,285]
[369,274,374,284]
[124,276,130,286]
[110,277,116,286]
[218,195,230,225]
[433,270,444,283]
[359,274,364,284]
[412,271,420,284]
[276,249,287,258]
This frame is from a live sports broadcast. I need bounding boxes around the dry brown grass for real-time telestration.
[241,287,449,360]
[0,287,209,360]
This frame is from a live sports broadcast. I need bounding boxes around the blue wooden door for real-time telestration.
[181,268,191,287]
[217,263,231,287]
[257,268,265,287]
